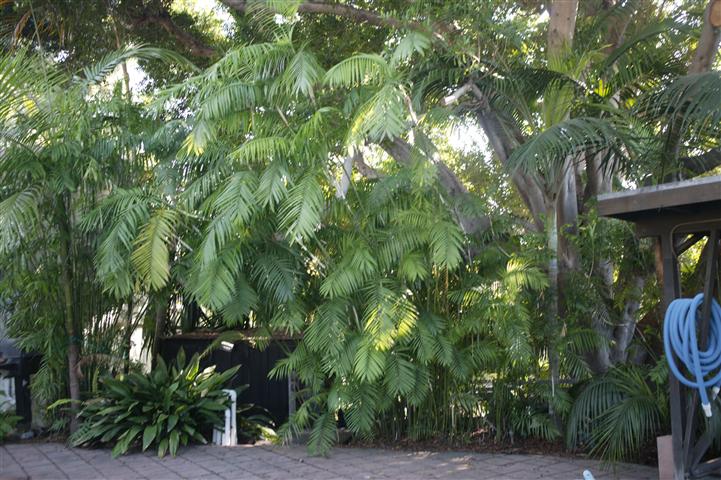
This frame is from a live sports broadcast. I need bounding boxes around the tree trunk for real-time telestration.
[547,0,579,54]
[123,298,134,373]
[152,295,168,360]
[545,0,579,423]
[556,165,580,271]
[585,151,614,373]
[61,275,81,433]
[689,0,721,74]
[610,275,646,364]
[552,167,579,384]
[57,200,81,433]
[546,205,561,417]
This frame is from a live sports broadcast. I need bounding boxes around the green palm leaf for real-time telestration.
[0,188,39,253]
[81,45,196,87]
[278,173,324,242]
[429,220,463,270]
[507,117,630,191]
[131,208,177,291]
[325,54,391,88]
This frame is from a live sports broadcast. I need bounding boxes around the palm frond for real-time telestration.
[567,366,664,462]
[131,208,177,291]
[256,160,289,209]
[429,220,463,269]
[353,338,386,383]
[232,137,293,165]
[502,257,548,292]
[507,117,630,191]
[638,72,721,145]
[189,243,244,310]
[391,32,431,65]
[94,189,151,298]
[198,81,260,121]
[80,45,196,87]
[278,173,324,242]
[0,188,39,253]
[384,352,416,396]
[251,249,298,303]
[275,49,324,98]
[325,54,391,88]
[348,83,409,142]
[308,411,337,455]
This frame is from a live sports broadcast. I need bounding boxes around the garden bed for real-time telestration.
[346,436,659,467]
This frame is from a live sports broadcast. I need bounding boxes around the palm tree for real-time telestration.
[0,45,190,430]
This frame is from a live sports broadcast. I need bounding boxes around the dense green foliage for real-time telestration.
[71,352,237,457]
[1,0,721,465]
[0,44,192,429]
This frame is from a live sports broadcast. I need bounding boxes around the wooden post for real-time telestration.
[658,435,675,480]
[659,235,685,480]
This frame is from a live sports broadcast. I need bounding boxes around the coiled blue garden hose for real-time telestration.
[663,293,721,417]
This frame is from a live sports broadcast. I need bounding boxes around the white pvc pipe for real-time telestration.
[213,389,237,446]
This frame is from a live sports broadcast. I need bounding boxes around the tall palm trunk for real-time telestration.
[545,1,579,423]
[61,274,81,433]
[152,295,169,360]
[57,198,81,433]
[546,205,560,416]
[124,298,134,373]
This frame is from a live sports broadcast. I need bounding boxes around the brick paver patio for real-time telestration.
[0,442,657,479]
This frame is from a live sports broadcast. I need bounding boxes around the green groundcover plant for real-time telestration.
[71,351,239,457]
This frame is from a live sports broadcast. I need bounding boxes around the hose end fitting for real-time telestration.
[703,402,713,417]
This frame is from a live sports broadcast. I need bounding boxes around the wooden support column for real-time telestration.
[659,234,684,480]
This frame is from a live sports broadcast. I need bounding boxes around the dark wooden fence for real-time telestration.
[157,332,295,426]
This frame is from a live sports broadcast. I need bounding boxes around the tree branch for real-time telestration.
[221,0,399,27]
[680,147,721,176]
[381,136,491,235]
[334,150,359,199]
[219,0,447,41]
[127,5,216,59]
[355,151,381,179]
[465,85,547,231]
[441,83,472,107]
[444,81,547,231]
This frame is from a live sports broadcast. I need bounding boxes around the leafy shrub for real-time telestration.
[0,411,20,442]
[0,392,21,442]
[566,362,669,462]
[71,351,238,457]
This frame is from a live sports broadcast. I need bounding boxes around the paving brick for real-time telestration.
[0,442,659,479]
